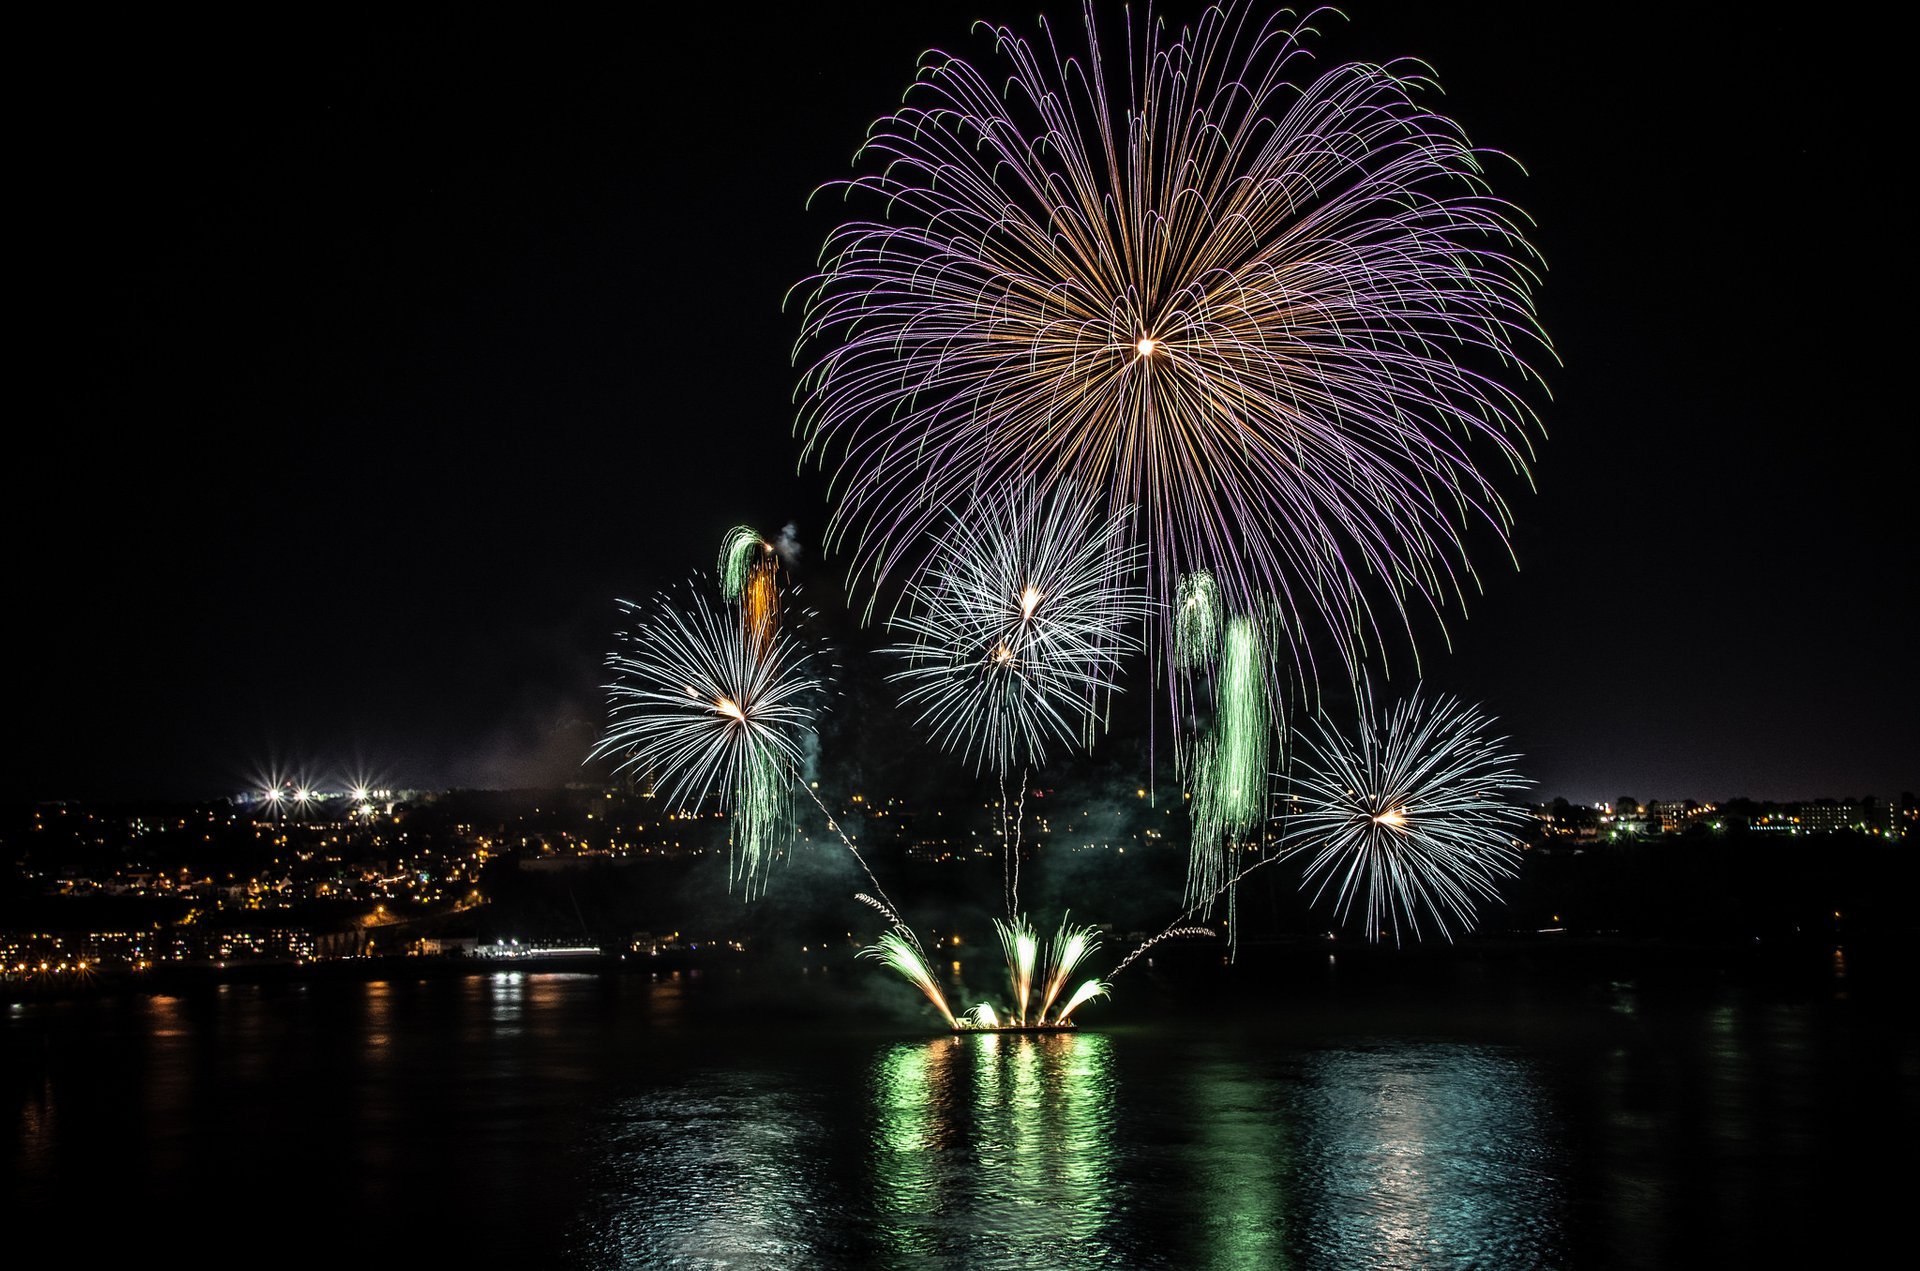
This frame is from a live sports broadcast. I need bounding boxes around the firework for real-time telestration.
[1053,978,1109,1025]
[1174,572,1222,672]
[592,583,817,896]
[883,484,1148,778]
[964,1002,1002,1029]
[1034,913,1102,1024]
[1187,613,1273,904]
[994,915,1041,1026]
[796,1,1549,699]
[718,525,780,650]
[883,913,1107,1030]
[718,526,763,600]
[1279,682,1530,943]
[861,930,959,1029]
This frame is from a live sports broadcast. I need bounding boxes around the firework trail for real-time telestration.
[1108,925,1218,981]
[796,1,1550,709]
[1280,681,1530,944]
[593,583,816,896]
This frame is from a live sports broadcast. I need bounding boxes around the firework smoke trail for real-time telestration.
[796,0,1551,717]
[1187,613,1273,906]
[1035,913,1102,1024]
[1281,681,1530,944]
[592,584,816,897]
[860,930,959,1029]
[883,484,1149,778]
[994,915,1040,1026]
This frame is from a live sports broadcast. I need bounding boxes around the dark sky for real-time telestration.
[16,2,1909,806]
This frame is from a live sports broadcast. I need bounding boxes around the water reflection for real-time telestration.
[14,969,1884,1266]
[486,970,526,1032]
[1290,1045,1566,1269]
[870,1034,953,1253]
[1183,1050,1289,1271]
[574,1071,835,1266]
[871,1031,1117,1265]
[363,978,394,1051]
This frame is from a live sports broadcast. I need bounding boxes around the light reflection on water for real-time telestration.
[871,1033,1118,1264]
[572,1069,842,1268]
[7,969,1904,1266]
[573,1027,1561,1269]
[1288,1046,1565,1270]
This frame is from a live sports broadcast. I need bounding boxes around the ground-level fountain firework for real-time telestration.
[857,915,1108,1034]
[595,1,1548,1031]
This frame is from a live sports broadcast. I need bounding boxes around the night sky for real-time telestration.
[16,2,1909,806]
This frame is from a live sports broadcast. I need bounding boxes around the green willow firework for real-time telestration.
[718,525,765,601]
[1188,613,1272,904]
[1174,572,1221,671]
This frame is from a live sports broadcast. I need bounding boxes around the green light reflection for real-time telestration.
[871,1031,1117,1264]
[1186,1055,1292,1271]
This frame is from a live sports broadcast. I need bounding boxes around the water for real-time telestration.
[4,955,1910,1266]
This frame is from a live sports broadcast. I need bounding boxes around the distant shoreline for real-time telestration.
[6,929,1904,1005]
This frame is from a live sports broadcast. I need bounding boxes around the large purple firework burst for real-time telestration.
[794,1,1551,703]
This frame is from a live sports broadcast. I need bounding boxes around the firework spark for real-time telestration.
[592,583,818,896]
[994,914,1041,1027]
[1053,978,1110,1025]
[861,930,959,1029]
[796,0,1549,697]
[883,483,1149,778]
[1034,913,1102,1024]
[1280,681,1530,943]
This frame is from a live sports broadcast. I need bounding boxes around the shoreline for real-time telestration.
[5,929,1903,1005]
